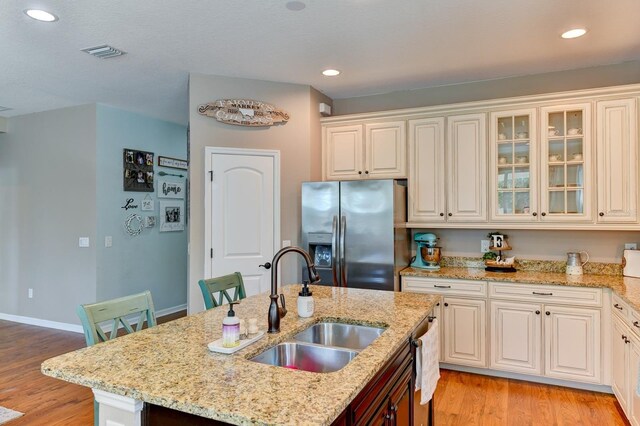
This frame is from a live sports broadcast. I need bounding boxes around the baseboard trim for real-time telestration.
[0,303,188,334]
[440,363,613,394]
[0,313,83,333]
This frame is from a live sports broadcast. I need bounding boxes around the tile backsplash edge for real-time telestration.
[441,256,623,276]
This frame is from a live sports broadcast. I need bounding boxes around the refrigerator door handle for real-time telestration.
[331,215,339,286]
[340,215,347,287]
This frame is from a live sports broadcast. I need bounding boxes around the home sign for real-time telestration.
[198,99,290,127]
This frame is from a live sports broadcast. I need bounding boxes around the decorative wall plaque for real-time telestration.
[198,99,289,127]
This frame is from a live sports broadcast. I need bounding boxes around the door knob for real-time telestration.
[259,262,272,269]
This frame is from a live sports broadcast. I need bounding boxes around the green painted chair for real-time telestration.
[76,290,157,425]
[77,290,157,346]
[198,272,246,309]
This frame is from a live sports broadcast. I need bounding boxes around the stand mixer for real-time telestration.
[410,232,441,270]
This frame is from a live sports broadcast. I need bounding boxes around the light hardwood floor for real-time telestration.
[0,317,629,425]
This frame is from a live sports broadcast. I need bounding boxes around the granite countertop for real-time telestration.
[41,285,439,426]
[401,266,640,313]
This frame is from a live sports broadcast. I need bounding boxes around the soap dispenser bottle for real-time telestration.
[222,302,240,348]
[297,281,315,318]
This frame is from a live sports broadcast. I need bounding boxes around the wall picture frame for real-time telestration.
[141,195,154,211]
[159,201,185,232]
[123,149,154,192]
[158,156,188,170]
[157,178,185,199]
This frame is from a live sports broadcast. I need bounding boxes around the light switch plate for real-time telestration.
[79,237,90,248]
[105,236,113,248]
[282,240,291,248]
[481,240,490,253]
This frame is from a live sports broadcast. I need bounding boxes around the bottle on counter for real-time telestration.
[297,281,315,318]
[222,302,240,348]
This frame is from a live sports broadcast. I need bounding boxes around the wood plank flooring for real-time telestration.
[433,369,629,425]
[0,316,629,425]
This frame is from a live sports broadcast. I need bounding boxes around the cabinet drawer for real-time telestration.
[612,293,630,319]
[402,277,487,297]
[489,282,602,307]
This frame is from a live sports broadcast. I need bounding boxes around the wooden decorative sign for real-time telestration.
[198,99,290,127]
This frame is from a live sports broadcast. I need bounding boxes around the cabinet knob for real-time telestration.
[535,310,541,315]
[541,212,547,217]
[358,171,362,175]
[448,213,453,217]
[545,311,550,316]
[440,213,444,217]
[436,302,440,306]
[532,212,537,217]
[599,212,605,217]
[444,302,449,307]
[365,170,369,174]
[622,334,627,340]
[634,321,639,328]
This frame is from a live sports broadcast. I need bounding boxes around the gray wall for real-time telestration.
[187,74,330,313]
[0,105,98,324]
[96,105,188,311]
[334,60,640,115]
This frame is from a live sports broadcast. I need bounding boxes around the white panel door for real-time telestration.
[629,335,640,426]
[208,151,277,297]
[408,118,446,222]
[490,301,542,375]
[596,98,638,223]
[443,297,486,367]
[612,316,630,414]
[325,125,363,180]
[446,113,487,222]
[365,121,406,178]
[544,305,601,383]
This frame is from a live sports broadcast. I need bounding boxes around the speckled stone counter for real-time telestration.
[401,266,640,314]
[41,285,439,426]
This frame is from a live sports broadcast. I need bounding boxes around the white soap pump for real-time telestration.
[297,281,315,318]
[222,302,240,348]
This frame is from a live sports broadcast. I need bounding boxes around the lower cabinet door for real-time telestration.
[544,305,601,383]
[612,316,630,412]
[443,297,487,367]
[389,366,412,426]
[629,335,640,426]
[490,300,542,375]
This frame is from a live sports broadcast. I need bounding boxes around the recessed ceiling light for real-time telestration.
[286,1,306,11]
[24,9,58,22]
[561,28,587,39]
[322,69,341,77]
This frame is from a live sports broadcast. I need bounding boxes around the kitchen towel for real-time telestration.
[415,318,440,405]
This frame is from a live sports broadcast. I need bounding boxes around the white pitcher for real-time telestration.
[566,251,589,275]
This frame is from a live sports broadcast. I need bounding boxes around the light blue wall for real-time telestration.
[96,105,188,312]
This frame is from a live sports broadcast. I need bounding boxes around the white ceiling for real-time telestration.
[1,0,640,124]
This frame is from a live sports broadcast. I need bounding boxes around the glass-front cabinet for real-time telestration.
[489,109,538,221]
[539,103,592,222]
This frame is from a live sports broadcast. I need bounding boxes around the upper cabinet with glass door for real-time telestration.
[539,103,593,222]
[489,109,538,222]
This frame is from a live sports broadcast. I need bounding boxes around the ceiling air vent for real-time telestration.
[81,45,126,59]
[0,106,12,112]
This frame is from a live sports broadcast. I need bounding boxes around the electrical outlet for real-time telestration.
[481,240,491,253]
[625,243,638,250]
[105,236,112,248]
[79,237,90,248]
[28,288,33,299]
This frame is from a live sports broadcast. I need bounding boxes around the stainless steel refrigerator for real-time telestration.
[301,179,410,291]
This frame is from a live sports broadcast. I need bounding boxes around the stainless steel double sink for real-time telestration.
[250,322,386,373]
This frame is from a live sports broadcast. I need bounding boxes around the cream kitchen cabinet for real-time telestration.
[323,121,406,181]
[490,300,542,375]
[408,118,446,222]
[611,295,640,426]
[489,282,602,384]
[489,109,539,222]
[402,277,487,368]
[596,98,638,223]
[408,113,486,223]
[539,103,593,222]
[442,297,487,367]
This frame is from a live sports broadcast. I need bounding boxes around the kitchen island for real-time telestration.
[42,285,439,425]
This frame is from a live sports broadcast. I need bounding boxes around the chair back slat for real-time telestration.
[76,290,157,346]
[198,272,247,310]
